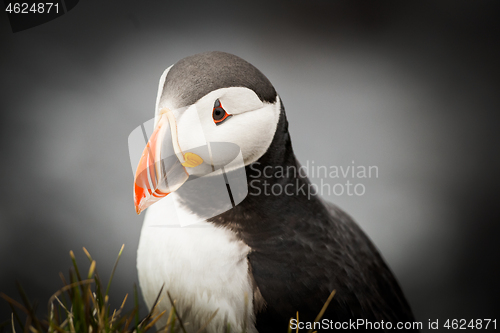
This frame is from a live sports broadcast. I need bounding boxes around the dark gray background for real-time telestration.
[1,0,499,330]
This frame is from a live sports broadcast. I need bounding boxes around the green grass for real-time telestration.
[0,245,174,333]
[1,246,335,333]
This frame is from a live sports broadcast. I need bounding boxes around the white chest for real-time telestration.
[137,196,256,333]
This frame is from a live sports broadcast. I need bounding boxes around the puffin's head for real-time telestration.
[133,52,282,214]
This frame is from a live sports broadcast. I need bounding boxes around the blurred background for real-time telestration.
[1,0,499,330]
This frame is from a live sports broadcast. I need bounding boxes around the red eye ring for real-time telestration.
[213,99,232,125]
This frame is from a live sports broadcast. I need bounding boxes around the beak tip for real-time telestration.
[134,182,147,215]
[134,196,145,215]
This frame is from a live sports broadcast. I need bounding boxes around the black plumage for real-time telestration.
[207,101,417,332]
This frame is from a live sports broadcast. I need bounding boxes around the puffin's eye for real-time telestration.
[212,99,232,125]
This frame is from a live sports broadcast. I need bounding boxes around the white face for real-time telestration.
[154,67,281,176]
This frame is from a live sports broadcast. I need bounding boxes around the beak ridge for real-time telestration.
[133,109,189,214]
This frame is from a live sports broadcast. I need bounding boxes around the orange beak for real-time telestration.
[133,108,202,214]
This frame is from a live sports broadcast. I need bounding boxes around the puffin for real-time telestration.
[134,51,417,332]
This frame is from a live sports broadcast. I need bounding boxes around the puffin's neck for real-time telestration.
[207,102,328,247]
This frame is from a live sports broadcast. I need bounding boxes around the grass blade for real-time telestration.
[166,292,187,333]
[105,244,124,297]
[69,251,82,282]
[194,308,219,333]
[133,284,140,330]
[82,247,93,263]
[307,289,336,333]
[15,281,44,333]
